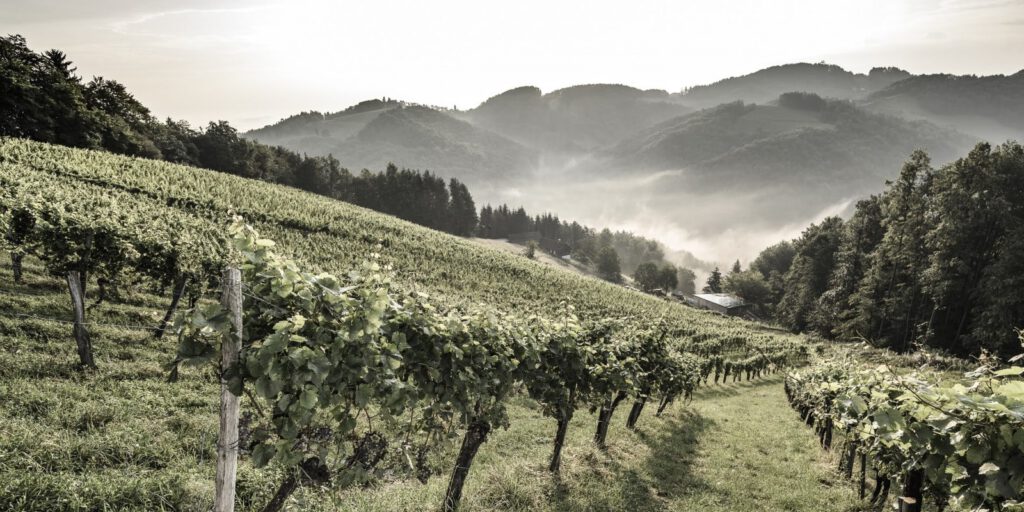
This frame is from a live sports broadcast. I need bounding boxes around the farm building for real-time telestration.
[690,293,750,316]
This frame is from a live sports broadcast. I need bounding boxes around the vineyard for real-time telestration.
[0,139,815,511]
[1,138,1019,511]
[785,349,1024,511]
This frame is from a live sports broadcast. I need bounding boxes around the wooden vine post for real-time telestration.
[66,271,95,368]
[215,267,242,512]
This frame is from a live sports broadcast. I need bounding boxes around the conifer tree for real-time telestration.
[703,267,723,293]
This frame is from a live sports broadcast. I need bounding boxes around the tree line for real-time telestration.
[740,142,1024,356]
[2,34,698,281]
[478,204,695,290]
[0,35,479,236]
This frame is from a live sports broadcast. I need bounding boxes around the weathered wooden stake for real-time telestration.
[214,267,242,512]
[67,271,95,368]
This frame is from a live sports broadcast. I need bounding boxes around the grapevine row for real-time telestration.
[785,355,1024,511]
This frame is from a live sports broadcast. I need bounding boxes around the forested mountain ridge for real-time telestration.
[244,83,694,184]
[577,93,975,235]
[246,101,539,186]
[461,83,692,153]
[863,71,1024,142]
[246,64,1018,188]
[676,62,912,107]
[605,94,972,186]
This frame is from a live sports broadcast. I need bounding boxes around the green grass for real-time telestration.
[0,257,866,511]
[328,376,866,512]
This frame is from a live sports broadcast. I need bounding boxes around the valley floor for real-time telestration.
[0,258,865,511]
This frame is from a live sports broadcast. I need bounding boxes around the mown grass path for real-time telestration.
[331,376,865,512]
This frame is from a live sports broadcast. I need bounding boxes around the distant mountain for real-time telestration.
[678,63,911,108]
[589,93,975,231]
[245,100,537,187]
[246,99,399,153]
[609,93,970,182]
[863,71,1024,142]
[461,84,692,153]
[242,66,1012,261]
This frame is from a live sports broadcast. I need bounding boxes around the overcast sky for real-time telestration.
[4,0,1022,130]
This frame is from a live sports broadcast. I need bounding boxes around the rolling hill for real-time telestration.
[863,71,1024,142]
[461,84,692,153]
[242,63,1014,263]
[677,63,912,108]
[246,101,538,188]
[0,138,756,330]
[606,93,972,186]
[585,93,974,233]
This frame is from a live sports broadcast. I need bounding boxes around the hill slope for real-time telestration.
[245,102,538,188]
[0,138,771,336]
[587,95,974,233]
[462,84,692,153]
[678,63,912,107]
[864,71,1024,141]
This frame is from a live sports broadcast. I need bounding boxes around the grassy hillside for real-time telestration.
[0,257,864,511]
[0,137,779,340]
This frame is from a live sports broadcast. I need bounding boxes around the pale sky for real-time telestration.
[4,0,1023,130]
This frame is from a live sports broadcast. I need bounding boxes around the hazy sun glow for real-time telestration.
[4,0,1022,130]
